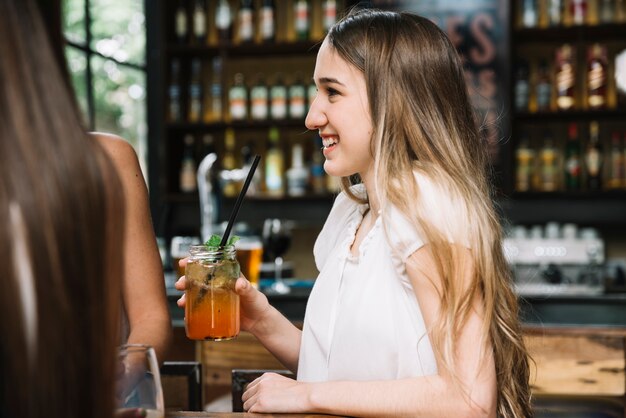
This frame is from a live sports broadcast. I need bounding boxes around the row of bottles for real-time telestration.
[518,0,626,28]
[515,43,626,112]
[174,0,339,46]
[515,121,626,192]
[178,129,340,197]
[168,57,316,123]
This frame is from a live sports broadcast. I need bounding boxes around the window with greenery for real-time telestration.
[62,0,148,176]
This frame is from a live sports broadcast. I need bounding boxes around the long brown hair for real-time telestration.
[328,9,532,417]
[0,1,125,417]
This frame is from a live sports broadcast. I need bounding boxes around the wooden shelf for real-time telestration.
[513,23,626,43]
[167,40,322,57]
[514,109,626,122]
[166,120,309,131]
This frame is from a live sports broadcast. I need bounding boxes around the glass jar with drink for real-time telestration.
[185,244,240,341]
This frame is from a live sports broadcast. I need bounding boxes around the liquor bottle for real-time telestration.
[294,0,310,41]
[522,0,538,27]
[616,0,626,22]
[310,135,326,194]
[514,61,530,112]
[206,57,223,122]
[265,127,284,196]
[188,59,203,122]
[587,43,607,110]
[538,0,550,27]
[259,0,275,43]
[564,123,582,191]
[585,121,603,190]
[175,0,188,43]
[250,73,269,121]
[180,134,197,193]
[307,76,317,112]
[229,73,248,121]
[215,0,233,43]
[586,0,600,24]
[535,59,552,112]
[608,132,625,189]
[222,129,239,197]
[570,0,587,25]
[548,0,562,26]
[193,0,207,44]
[270,73,288,120]
[540,131,559,191]
[322,0,338,33]
[286,143,310,196]
[288,72,306,119]
[515,134,535,192]
[555,44,576,111]
[168,59,182,122]
[237,0,254,44]
[600,0,614,22]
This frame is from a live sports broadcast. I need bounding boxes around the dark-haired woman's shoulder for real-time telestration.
[92,132,141,174]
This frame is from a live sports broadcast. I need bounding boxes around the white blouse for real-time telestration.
[297,175,470,382]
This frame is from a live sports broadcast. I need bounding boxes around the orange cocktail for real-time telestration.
[185,245,240,341]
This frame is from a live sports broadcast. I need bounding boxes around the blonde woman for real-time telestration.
[177,8,531,417]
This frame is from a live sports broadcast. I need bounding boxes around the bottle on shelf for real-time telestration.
[600,0,614,23]
[548,0,562,26]
[514,60,530,112]
[535,59,552,112]
[215,0,233,43]
[538,0,550,27]
[585,121,603,191]
[222,128,239,197]
[587,43,607,110]
[270,73,288,120]
[188,59,203,122]
[265,127,284,196]
[307,76,317,113]
[616,49,626,108]
[288,72,307,119]
[587,0,600,24]
[515,133,535,192]
[607,131,625,189]
[555,44,576,111]
[522,0,538,27]
[570,0,588,25]
[310,135,326,194]
[322,0,338,33]
[180,134,198,193]
[206,57,223,123]
[259,0,275,43]
[287,143,310,196]
[192,0,207,44]
[564,122,582,191]
[168,59,182,122]
[229,73,248,121]
[616,0,626,22]
[294,0,310,41]
[250,73,269,121]
[539,131,559,191]
[175,0,188,44]
[237,0,254,44]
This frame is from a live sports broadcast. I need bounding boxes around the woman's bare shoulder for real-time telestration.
[90,132,139,169]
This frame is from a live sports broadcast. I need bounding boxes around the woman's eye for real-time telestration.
[327,87,339,97]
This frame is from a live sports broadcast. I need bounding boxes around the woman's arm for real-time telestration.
[243,246,497,418]
[95,133,173,363]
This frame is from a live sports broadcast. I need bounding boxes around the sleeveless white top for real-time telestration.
[297,174,470,382]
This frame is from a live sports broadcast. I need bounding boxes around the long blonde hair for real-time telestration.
[328,9,531,417]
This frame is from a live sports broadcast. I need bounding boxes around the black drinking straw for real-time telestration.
[220,155,261,247]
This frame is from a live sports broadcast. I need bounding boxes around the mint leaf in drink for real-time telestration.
[205,234,221,248]
[227,236,240,246]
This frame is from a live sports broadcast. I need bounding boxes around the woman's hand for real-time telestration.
[242,372,313,413]
[174,257,273,333]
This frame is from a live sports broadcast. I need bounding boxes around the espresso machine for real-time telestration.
[503,222,606,296]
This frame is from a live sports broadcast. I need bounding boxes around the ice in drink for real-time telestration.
[185,245,240,340]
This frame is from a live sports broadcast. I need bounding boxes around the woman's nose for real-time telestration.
[305,96,326,131]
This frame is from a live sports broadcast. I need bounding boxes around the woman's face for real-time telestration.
[305,40,374,181]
